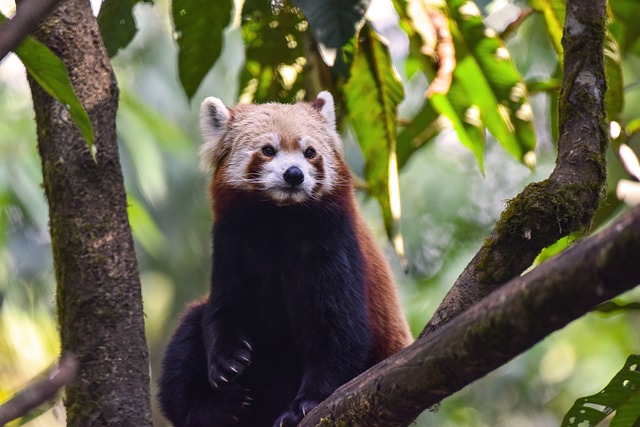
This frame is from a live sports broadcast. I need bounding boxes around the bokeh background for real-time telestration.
[1,0,640,425]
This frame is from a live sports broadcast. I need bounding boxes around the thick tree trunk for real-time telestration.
[26,0,152,425]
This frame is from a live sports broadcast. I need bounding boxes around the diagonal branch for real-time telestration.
[0,0,63,59]
[0,354,78,425]
[301,205,640,427]
[422,0,608,336]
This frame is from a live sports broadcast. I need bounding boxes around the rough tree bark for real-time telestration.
[301,205,640,426]
[301,0,623,425]
[422,0,608,336]
[26,0,152,425]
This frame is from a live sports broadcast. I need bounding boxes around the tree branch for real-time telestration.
[0,354,78,425]
[422,0,608,336]
[0,0,63,59]
[301,205,640,427]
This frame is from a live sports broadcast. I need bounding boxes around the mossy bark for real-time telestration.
[422,0,609,336]
[26,0,152,425]
[301,205,640,427]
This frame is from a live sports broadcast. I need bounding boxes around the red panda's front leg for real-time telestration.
[202,298,253,390]
[158,302,253,427]
[274,246,374,427]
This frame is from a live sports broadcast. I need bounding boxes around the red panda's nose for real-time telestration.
[283,166,304,186]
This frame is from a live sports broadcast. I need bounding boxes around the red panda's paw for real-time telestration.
[206,337,252,389]
[273,399,319,427]
[207,384,253,425]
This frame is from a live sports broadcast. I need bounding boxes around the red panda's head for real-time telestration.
[199,92,347,206]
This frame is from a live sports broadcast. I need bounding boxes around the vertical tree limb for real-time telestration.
[27,0,152,425]
[422,0,608,336]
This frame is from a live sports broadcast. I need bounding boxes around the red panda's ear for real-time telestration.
[199,97,231,171]
[311,91,336,131]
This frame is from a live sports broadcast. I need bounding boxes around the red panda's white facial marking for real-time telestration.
[246,134,325,205]
[199,92,342,206]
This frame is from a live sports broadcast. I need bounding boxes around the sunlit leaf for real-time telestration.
[627,118,640,137]
[291,0,369,75]
[97,0,153,58]
[534,234,576,265]
[529,0,565,56]
[344,24,406,263]
[0,13,94,152]
[561,354,640,427]
[394,0,535,171]
[393,0,486,171]
[240,0,307,103]
[172,0,233,100]
[448,0,536,164]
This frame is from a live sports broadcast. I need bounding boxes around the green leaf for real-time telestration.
[562,354,640,427]
[609,0,640,55]
[393,0,486,172]
[529,0,565,57]
[172,0,233,100]
[394,0,535,171]
[627,118,640,137]
[526,77,562,93]
[595,301,640,314]
[534,233,576,265]
[610,392,640,427]
[431,90,486,170]
[448,0,536,164]
[343,24,406,263]
[0,13,94,151]
[97,0,153,58]
[396,100,439,169]
[127,196,167,258]
[291,0,369,75]
[240,0,307,103]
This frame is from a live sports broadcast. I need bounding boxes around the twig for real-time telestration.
[425,9,455,97]
[0,353,78,425]
[0,0,63,60]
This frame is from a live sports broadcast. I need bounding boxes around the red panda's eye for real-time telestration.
[262,145,276,157]
[304,148,316,159]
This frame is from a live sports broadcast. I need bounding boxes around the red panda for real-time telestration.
[159,92,412,427]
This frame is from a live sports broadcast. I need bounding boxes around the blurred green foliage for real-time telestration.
[1,0,640,426]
